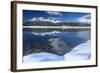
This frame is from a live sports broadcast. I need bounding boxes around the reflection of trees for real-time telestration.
[23,28,90,33]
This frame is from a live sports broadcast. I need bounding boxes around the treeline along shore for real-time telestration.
[23,20,91,27]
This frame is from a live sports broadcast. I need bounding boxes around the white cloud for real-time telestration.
[77,14,91,23]
[29,17,62,23]
[46,11,63,16]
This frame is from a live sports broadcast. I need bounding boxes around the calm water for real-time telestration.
[23,30,91,56]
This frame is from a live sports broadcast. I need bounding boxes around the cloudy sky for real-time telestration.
[23,10,91,23]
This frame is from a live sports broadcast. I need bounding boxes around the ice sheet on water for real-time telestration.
[23,52,64,63]
[23,40,91,63]
[64,40,91,61]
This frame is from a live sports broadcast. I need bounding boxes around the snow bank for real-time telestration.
[23,40,91,63]
[64,40,91,61]
[23,52,64,63]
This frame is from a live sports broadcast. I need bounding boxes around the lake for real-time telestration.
[23,29,91,56]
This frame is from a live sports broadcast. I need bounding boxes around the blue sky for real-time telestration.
[23,10,91,23]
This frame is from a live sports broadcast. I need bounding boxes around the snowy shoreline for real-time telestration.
[23,40,91,63]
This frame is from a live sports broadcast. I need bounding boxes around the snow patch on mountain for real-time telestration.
[29,17,62,23]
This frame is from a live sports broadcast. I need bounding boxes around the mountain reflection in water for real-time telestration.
[23,30,90,56]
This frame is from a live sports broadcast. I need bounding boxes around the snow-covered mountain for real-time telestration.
[29,17,62,23]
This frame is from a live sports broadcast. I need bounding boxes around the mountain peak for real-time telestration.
[29,17,62,23]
